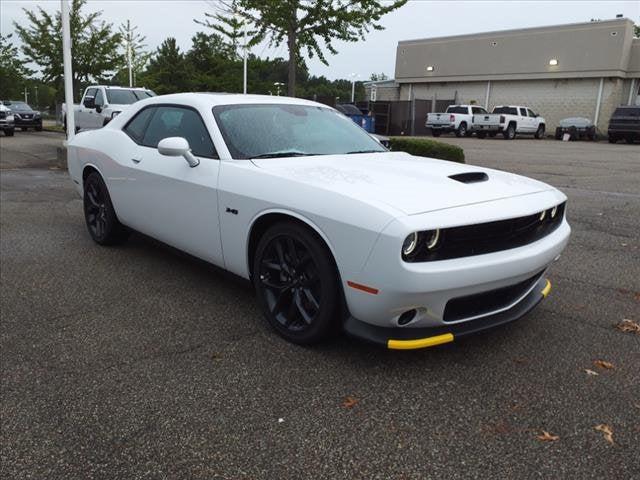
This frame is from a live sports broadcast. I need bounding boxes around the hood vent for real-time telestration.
[449,172,489,184]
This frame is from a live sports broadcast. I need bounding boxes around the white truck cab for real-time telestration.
[63,85,155,132]
[473,106,546,140]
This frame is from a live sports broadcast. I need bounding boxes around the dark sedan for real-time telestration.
[2,101,42,131]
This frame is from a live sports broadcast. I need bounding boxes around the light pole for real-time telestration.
[61,0,75,139]
[274,82,284,96]
[350,73,359,103]
[236,14,248,94]
[24,86,29,103]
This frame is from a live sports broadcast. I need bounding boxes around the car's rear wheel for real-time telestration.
[83,172,129,245]
[253,222,340,345]
[503,123,516,140]
[455,122,467,138]
[535,124,545,139]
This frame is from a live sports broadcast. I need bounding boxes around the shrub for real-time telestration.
[389,137,465,164]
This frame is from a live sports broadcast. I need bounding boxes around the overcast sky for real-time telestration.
[2,0,639,81]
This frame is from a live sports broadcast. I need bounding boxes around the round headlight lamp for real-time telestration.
[550,205,558,218]
[425,229,440,250]
[402,232,418,256]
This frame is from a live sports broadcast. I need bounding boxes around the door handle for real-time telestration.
[131,156,142,164]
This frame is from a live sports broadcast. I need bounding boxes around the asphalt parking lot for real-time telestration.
[1,131,639,479]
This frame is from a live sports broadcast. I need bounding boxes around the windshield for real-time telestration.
[106,89,155,105]
[212,104,387,159]
[7,102,31,111]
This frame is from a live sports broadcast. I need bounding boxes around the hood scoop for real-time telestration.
[449,172,489,184]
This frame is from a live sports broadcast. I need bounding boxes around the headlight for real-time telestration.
[402,232,418,256]
[402,229,441,260]
[550,205,558,218]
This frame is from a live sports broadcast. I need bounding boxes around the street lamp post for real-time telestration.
[274,82,284,96]
[236,14,248,94]
[350,73,359,103]
[61,0,75,139]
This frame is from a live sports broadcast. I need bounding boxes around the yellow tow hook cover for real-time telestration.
[387,333,454,350]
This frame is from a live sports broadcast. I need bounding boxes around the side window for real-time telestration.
[142,106,217,158]
[95,89,104,107]
[123,107,156,143]
[527,108,536,117]
[519,108,527,116]
[84,88,97,104]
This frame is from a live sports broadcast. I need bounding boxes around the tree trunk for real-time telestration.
[287,27,296,97]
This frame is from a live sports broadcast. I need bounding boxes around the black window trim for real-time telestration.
[122,103,219,159]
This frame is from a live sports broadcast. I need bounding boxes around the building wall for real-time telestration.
[390,77,629,132]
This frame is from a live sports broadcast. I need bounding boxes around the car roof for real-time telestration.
[141,92,326,108]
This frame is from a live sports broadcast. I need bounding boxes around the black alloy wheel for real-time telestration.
[83,172,129,245]
[253,222,339,345]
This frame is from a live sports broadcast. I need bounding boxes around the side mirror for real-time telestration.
[157,137,199,167]
[83,96,96,109]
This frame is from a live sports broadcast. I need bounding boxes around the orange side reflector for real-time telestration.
[347,281,379,295]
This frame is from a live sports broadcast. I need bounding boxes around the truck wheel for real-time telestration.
[535,125,545,139]
[503,123,516,140]
[455,122,467,138]
[431,130,441,137]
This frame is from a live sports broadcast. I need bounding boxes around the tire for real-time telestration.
[253,221,340,345]
[587,126,596,141]
[535,124,545,139]
[503,123,516,140]
[568,126,577,141]
[555,127,563,140]
[4,128,14,137]
[83,172,129,245]
[431,130,441,137]
[455,122,467,138]
[477,132,487,139]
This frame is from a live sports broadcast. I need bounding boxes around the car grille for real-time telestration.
[443,270,545,322]
[407,202,565,262]
[0,111,6,119]
[22,114,33,119]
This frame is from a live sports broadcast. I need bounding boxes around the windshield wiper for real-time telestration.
[250,151,317,159]
[345,149,384,154]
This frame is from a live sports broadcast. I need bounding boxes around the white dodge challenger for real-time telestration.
[67,93,570,350]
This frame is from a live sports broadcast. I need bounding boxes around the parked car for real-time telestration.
[66,93,570,349]
[0,104,15,136]
[2,100,42,131]
[554,117,597,141]
[62,85,155,133]
[607,106,640,144]
[426,105,489,137]
[473,106,546,140]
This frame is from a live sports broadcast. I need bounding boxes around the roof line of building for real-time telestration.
[397,17,634,46]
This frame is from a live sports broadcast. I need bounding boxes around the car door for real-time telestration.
[519,107,533,132]
[120,104,224,266]
[527,108,539,130]
[77,88,97,128]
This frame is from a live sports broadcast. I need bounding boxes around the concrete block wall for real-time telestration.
[400,82,488,106]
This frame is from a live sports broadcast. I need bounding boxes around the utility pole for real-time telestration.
[61,0,75,139]
[243,21,247,94]
[350,73,359,103]
[24,86,29,103]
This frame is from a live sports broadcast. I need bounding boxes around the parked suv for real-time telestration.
[2,101,42,131]
[0,104,15,136]
[607,106,640,144]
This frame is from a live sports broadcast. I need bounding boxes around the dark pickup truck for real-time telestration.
[608,106,640,144]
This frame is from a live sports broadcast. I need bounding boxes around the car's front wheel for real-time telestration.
[253,222,340,345]
[535,124,545,139]
[83,172,129,245]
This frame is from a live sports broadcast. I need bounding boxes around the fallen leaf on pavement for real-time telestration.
[343,396,359,408]
[615,319,640,335]
[584,369,599,376]
[594,424,614,445]
[536,430,559,442]
[593,360,615,370]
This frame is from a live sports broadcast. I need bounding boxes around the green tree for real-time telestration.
[200,0,407,96]
[0,34,32,100]
[13,0,122,101]
[369,72,389,81]
[140,38,193,95]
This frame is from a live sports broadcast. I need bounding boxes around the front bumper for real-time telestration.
[345,277,551,349]
[15,117,42,127]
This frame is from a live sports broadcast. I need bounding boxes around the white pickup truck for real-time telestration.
[426,105,489,137]
[472,105,546,140]
[62,85,155,132]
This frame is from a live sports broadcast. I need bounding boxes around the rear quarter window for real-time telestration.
[123,107,155,143]
[446,106,468,114]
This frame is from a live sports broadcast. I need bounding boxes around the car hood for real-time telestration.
[251,151,553,216]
